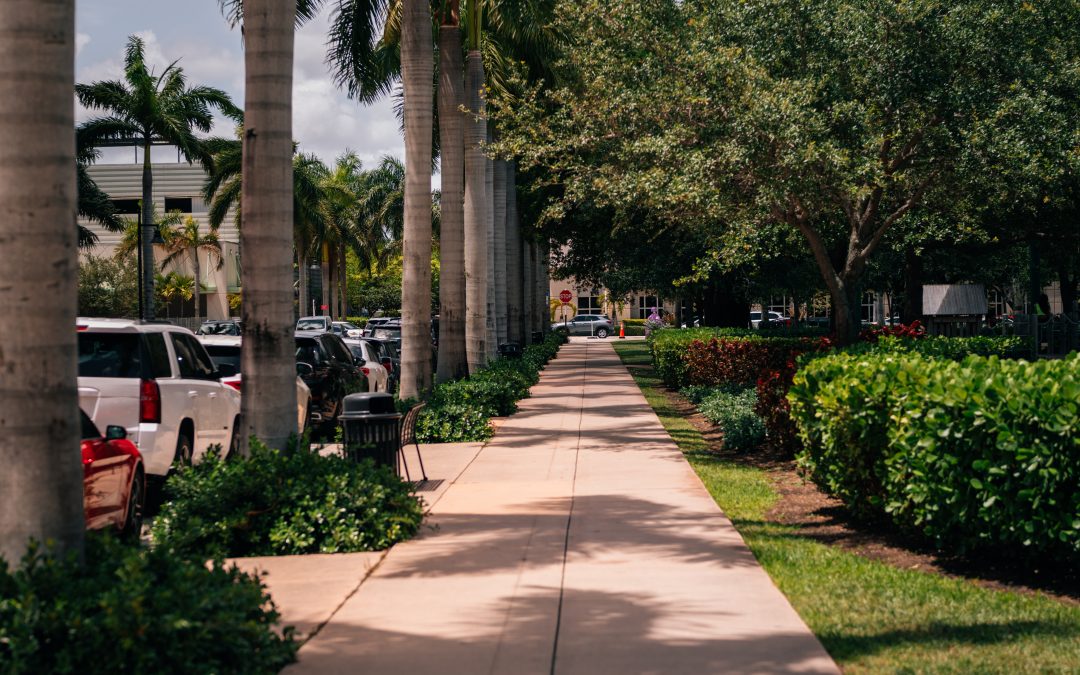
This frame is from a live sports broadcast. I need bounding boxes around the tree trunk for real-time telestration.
[141,141,156,320]
[193,251,202,322]
[505,162,523,344]
[1059,263,1077,316]
[320,242,330,316]
[239,0,297,453]
[436,23,467,382]
[536,241,549,334]
[463,50,488,374]
[297,248,309,319]
[338,244,347,316]
[0,0,84,564]
[399,0,434,400]
[493,157,508,347]
[521,237,533,343]
[830,278,862,345]
[484,129,496,358]
[901,247,923,324]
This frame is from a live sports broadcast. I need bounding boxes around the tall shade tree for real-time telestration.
[0,0,84,563]
[399,0,435,398]
[76,35,240,321]
[160,216,224,322]
[227,0,299,452]
[436,0,468,382]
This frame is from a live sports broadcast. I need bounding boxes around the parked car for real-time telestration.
[750,311,791,328]
[362,316,394,336]
[295,331,368,431]
[363,337,400,392]
[80,408,144,537]
[552,314,614,338]
[195,319,243,336]
[343,338,390,392]
[77,318,241,496]
[330,321,363,338]
[296,315,332,332]
[196,335,313,435]
[368,320,402,346]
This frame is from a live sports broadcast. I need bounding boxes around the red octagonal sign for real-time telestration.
[559,290,573,304]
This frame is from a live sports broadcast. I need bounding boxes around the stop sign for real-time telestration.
[559,290,573,304]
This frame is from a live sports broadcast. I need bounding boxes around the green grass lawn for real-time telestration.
[613,340,1080,674]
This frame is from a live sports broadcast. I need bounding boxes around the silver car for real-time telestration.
[552,314,614,338]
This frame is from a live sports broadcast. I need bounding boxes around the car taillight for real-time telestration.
[225,380,241,391]
[361,367,371,377]
[139,379,161,423]
[381,358,393,373]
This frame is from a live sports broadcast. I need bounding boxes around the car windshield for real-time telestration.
[202,344,242,371]
[78,333,142,378]
[347,343,365,362]
[337,322,359,331]
[296,319,326,331]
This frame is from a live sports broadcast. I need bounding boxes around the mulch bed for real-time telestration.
[659,383,1080,605]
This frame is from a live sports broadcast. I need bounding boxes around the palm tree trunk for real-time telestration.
[522,238,533,343]
[0,0,84,564]
[436,20,467,382]
[399,0,434,400]
[535,241,548,334]
[464,50,488,374]
[321,242,330,316]
[484,129,496,357]
[141,140,156,320]
[338,244,347,316]
[493,156,508,347]
[239,0,297,453]
[193,251,202,322]
[505,162,523,344]
[297,248,309,318]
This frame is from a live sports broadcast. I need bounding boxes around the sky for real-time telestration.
[75,0,404,170]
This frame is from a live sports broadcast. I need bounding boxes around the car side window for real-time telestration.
[172,333,217,379]
[143,333,172,378]
[80,410,100,440]
[323,336,353,364]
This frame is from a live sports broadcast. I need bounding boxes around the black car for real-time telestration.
[295,331,367,433]
[195,319,243,336]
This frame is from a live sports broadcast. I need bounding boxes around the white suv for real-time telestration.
[76,318,241,492]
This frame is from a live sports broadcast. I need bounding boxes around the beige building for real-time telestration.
[547,276,675,324]
[80,160,241,323]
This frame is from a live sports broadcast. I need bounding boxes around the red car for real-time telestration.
[81,408,144,536]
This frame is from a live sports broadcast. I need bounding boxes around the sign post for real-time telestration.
[558,290,572,325]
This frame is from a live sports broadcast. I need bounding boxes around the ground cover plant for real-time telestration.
[613,340,1080,673]
[0,535,296,674]
[790,352,1080,562]
[416,331,567,443]
[151,440,424,558]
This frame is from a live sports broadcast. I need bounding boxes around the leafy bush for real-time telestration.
[790,353,1080,561]
[416,331,566,443]
[151,441,424,558]
[679,382,750,404]
[0,535,296,673]
[622,318,647,326]
[697,388,766,452]
[649,327,755,388]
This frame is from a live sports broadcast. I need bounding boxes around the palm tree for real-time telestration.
[113,210,182,262]
[76,123,125,249]
[219,0,299,453]
[399,0,435,399]
[76,36,240,322]
[160,216,223,322]
[493,155,508,346]
[505,160,523,343]
[464,4,490,372]
[436,0,467,382]
[0,0,84,563]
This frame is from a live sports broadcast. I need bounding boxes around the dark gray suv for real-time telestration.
[552,314,614,338]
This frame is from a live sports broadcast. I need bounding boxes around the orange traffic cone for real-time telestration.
[619,323,625,339]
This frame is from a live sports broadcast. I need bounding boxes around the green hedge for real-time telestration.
[416,331,567,443]
[151,441,424,558]
[790,352,1080,561]
[0,536,296,673]
[693,386,765,452]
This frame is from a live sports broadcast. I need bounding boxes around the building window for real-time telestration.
[987,289,1007,319]
[861,291,877,324]
[577,296,602,313]
[111,198,140,215]
[164,197,193,213]
[637,296,659,319]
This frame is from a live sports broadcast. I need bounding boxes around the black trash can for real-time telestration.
[339,392,401,470]
[498,342,522,358]
[531,331,544,344]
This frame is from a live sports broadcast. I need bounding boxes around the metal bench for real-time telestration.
[398,402,428,483]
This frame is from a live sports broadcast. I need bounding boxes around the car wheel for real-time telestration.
[121,467,145,541]
[595,328,609,338]
[173,430,194,468]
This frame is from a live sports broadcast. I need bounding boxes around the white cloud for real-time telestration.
[76,32,91,56]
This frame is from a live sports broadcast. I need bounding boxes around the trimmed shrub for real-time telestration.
[151,441,424,558]
[697,387,766,452]
[679,383,749,404]
[0,535,296,673]
[649,327,756,388]
[416,331,566,443]
[790,352,1080,561]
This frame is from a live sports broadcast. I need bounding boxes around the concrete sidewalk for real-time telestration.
[278,340,838,674]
